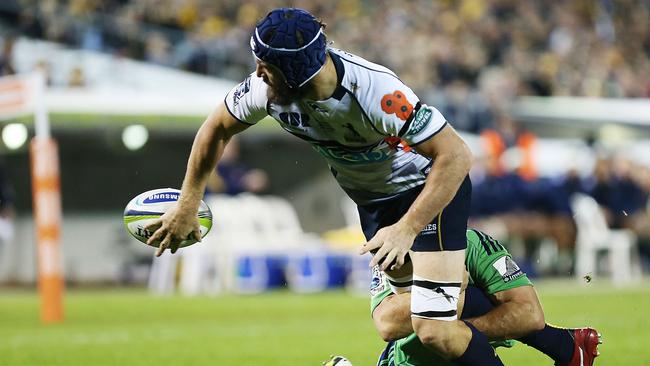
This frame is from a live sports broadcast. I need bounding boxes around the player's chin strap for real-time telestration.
[411,275,461,321]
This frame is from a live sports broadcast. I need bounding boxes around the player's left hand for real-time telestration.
[359,222,418,271]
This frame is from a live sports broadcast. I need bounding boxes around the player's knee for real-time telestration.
[374,307,403,342]
[410,277,463,355]
[412,318,456,356]
[376,322,402,342]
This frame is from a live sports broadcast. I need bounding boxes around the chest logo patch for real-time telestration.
[381,90,413,121]
[278,112,311,128]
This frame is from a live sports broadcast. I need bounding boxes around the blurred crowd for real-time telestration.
[1,0,650,275]
[470,117,650,274]
[0,0,649,130]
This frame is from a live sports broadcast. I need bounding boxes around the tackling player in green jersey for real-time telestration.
[367,229,601,366]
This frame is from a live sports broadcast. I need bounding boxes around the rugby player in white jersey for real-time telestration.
[146,8,501,365]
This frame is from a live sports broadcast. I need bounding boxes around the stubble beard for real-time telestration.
[267,81,310,106]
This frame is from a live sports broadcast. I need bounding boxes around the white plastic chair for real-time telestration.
[208,194,327,293]
[570,193,642,284]
[156,193,334,295]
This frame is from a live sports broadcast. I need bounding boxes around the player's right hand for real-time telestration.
[145,203,201,257]
[360,222,418,271]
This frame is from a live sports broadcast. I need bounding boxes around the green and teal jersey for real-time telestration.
[371,229,532,366]
[464,229,531,294]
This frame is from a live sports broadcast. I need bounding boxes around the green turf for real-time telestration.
[0,281,648,365]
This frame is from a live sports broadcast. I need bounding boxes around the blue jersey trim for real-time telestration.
[328,51,347,101]
[329,50,346,84]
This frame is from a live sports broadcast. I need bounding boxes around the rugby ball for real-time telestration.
[324,356,353,366]
[123,188,213,248]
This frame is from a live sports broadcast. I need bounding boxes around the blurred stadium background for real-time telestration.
[0,0,649,365]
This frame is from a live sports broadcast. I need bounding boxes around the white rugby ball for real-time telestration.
[326,356,353,366]
[123,188,213,248]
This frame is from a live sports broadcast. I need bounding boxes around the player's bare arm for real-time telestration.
[373,249,539,344]
[465,285,545,340]
[360,125,472,270]
[146,102,249,256]
[373,286,544,343]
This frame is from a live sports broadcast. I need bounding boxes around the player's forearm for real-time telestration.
[399,147,471,233]
[373,293,414,341]
[178,121,229,209]
[465,300,542,340]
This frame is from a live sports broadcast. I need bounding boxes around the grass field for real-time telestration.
[1,281,649,365]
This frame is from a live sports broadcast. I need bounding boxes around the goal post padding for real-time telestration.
[0,71,64,324]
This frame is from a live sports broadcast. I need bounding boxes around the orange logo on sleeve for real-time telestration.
[381,90,413,121]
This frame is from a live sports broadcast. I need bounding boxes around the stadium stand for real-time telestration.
[0,1,649,286]
[1,1,647,103]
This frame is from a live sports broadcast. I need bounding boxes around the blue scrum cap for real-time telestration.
[251,8,327,89]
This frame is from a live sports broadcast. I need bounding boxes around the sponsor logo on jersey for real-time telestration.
[232,76,251,108]
[408,107,433,136]
[419,223,437,236]
[312,144,391,164]
[492,256,524,283]
[370,266,387,296]
[278,112,311,128]
[143,192,179,204]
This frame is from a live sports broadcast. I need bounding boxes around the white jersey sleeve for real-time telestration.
[361,74,448,146]
[336,49,447,146]
[224,74,269,125]
[400,104,448,146]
